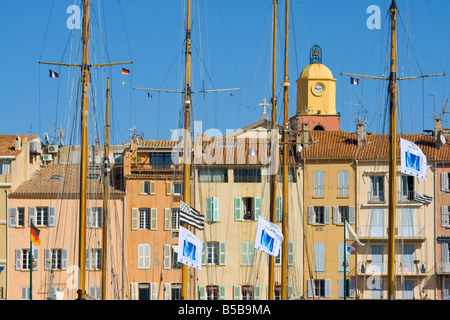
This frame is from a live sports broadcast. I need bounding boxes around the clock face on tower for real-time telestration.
[313,83,324,95]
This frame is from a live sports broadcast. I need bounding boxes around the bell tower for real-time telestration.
[292,45,340,131]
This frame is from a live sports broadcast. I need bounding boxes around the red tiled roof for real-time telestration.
[0,135,38,157]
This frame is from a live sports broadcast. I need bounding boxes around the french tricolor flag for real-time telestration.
[49,70,59,78]
[350,77,359,85]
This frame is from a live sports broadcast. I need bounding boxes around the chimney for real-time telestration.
[15,136,21,151]
[301,122,310,149]
[434,117,442,139]
[357,122,366,147]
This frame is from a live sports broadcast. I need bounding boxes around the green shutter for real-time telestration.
[206,197,212,222]
[233,285,241,300]
[219,242,226,265]
[241,242,248,265]
[198,286,206,300]
[276,197,282,222]
[288,242,294,266]
[234,197,242,221]
[213,198,220,221]
[219,285,226,300]
[254,197,261,220]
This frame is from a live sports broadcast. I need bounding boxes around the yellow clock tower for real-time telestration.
[293,45,340,131]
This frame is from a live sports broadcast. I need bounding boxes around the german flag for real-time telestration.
[30,221,40,246]
[122,68,130,75]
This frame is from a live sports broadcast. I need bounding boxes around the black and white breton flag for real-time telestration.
[180,201,205,230]
[414,191,432,204]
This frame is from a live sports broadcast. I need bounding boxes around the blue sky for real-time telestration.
[0,0,448,146]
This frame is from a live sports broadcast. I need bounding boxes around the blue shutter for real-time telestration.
[28,207,35,226]
[9,207,17,227]
[349,206,355,224]
[339,243,345,272]
[308,206,314,224]
[15,249,21,270]
[62,249,68,270]
[314,243,325,272]
[49,206,56,227]
[44,249,51,270]
[332,206,339,224]
[324,206,330,224]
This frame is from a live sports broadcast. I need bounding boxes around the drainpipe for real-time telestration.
[434,162,439,300]
[5,190,8,300]
[122,195,125,300]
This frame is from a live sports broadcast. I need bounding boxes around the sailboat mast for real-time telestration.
[387,0,398,300]
[181,0,192,301]
[102,77,111,300]
[78,0,90,300]
[268,0,278,301]
[281,0,290,300]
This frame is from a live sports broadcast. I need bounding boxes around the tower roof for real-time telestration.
[299,63,334,80]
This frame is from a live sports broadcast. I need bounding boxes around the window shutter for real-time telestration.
[276,197,282,222]
[166,182,172,195]
[164,208,171,230]
[213,197,220,222]
[21,287,30,300]
[343,170,349,196]
[150,181,156,195]
[233,285,241,300]
[28,206,35,226]
[314,243,325,272]
[202,242,206,265]
[287,285,294,299]
[241,242,248,265]
[131,208,139,230]
[150,208,157,230]
[9,207,17,227]
[338,171,343,196]
[349,206,355,224]
[308,206,314,224]
[325,279,331,298]
[349,279,356,298]
[442,243,449,270]
[44,249,51,270]
[254,197,261,221]
[62,249,68,270]
[86,207,91,228]
[164,283,171,300]
[442,206,449,227]
[332,206,339,224]
[163,244,171,269]
[138,244,144,269]
[49,206,56,227]
[145,244,151,269]
[234,197,242,221]
[442,173,449,191]
[130,283,138,300]
[307,279,313,298]
[219,285,226,300]
[206,197,213,222]
[15,249,21,270]
[33,249,39,270]
[86,248,90,270]
[324,206,330,224]
[198,286,206,300]
[339,243,345,272]
[151,283,157,300]
[254,286,261,300]
[139,181,144,194]
[288,242,294,266]
[219,242,226,265]
[319,171,325,196]
[249,242,255,265]
[313,171,319,196]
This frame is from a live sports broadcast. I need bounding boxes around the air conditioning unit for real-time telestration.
[30,139,42,154]
[48,144,59,154]
[42,154,53,161]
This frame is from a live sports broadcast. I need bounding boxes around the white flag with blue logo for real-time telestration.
[178,226,203,270]
[254,216,284,257]
[400,138,427,180]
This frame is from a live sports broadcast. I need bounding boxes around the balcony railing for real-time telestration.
[437,261,450,274]
[368,191,385,203]
[357,225,426,240]
[357,261,427,276]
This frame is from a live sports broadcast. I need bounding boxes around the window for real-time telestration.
[338,279,356,298]
[401,175,414,201]
[277,167,296,183]
[207,242,219,265]
[338,170,349,196]
[441,172,450,191]
[370,176,385,202]
[198,169,228,182]
[21,287,30,300]
[401,244,415,272]
[0,160,10,175]
[307,279,330,298]
[339,206,349,223]
[241,242,255,265]
[150,152,173,169]
[89,287,101,300]
[172,246,181,269]
[370,208,385,237]
[44,248,67,271]
[138,244,151,269]
[87,173,100,180]
[402,280,415,299]
[87,249,102,270]
[36,207,49,226]
[89,207,103,228]
[139,283,150,300]
[207,286,219,300]
[370,245,384,273]
[308,206,330,224]
[234,197,261,221]
[18,208,25,227]
[50,175,63,180]
[442,207,450,227]
[233,168,261,183]
[173,182,182,195]
[139,209,150,229]
[314,243,325,272]
[313,170,324,196]
[171,284,181,300]
[172,209,180,230]
[113,153,123,164]
[274,285,282,300]
[51,249,62,270]
[242,286,254,300]
[22,249,31,270]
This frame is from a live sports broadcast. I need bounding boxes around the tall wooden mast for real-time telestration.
[78,0,91,299]
[386,0,398,300]
[181,0,192,301]
[281,0,290,300]
[268,0,278,301]
[102,77,111,300]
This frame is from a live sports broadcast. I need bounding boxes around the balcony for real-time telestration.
[357,225,426,240]
[357,261,427,276]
